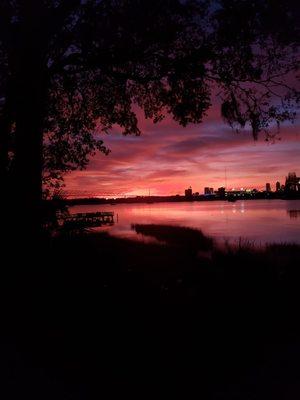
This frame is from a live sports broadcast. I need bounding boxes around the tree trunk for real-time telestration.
[13,56,46,238]
[0,108,10,191]
[0,88,15,236]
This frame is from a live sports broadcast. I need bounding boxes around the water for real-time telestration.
[70,199,300,245]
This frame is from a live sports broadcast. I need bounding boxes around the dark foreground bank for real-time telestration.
[2,225,300,399]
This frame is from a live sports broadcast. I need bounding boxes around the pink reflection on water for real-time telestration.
[71,199,300,245]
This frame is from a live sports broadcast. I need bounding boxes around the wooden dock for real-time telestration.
[62,211,114,229]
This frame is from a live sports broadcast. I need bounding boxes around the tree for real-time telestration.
[0,0,299,233]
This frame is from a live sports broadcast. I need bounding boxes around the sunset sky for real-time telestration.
[65,105,300,198]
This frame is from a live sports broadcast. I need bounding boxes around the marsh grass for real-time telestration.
[132,223,214,251]
[4,224,300,399]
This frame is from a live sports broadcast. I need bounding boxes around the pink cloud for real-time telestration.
[64,108,300,197]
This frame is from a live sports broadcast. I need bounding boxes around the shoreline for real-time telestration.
[64,194,300,206]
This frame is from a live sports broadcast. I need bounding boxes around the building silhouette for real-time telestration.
[217,187,226,198]
[285,172,300,192]
[266,183,271,192]
[185,186,193,197]
[204,187,214,195]
[276,181,281,192]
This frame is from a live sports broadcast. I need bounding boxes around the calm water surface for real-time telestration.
[71,199,300,245]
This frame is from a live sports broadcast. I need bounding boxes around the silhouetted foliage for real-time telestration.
[133,223,214,251]
[0,0,299,222]
[4,227,300,397]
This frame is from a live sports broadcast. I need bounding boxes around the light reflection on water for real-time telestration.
[70,199,300,245]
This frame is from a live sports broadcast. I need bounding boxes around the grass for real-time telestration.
[132,223,214,251]
[3,225,300,399]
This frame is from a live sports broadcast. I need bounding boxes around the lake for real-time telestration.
[70,199,300,245]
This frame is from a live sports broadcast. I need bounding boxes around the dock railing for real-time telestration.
[61,211,114,229]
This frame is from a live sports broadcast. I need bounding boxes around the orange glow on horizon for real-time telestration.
[64,110,300,198]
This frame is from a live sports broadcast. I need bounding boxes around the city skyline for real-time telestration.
[64,170,299,199]
[64,106,300,198]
